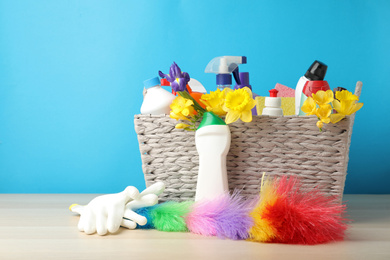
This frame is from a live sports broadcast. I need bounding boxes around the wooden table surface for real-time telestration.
[1,194,389,260]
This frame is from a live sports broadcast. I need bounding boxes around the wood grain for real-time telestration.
[1,194,389,260]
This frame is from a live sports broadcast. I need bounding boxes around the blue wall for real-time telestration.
[1,0,389,194]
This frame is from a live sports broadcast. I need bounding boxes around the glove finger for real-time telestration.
[121,186,140,204]
[140,182,165,197]
[123,209,148,226]
[69,204,85,215]
[96,212,108,236]
[107,209,123,233]
[126,194,158,211]
[83,210,96,235]
[78,212,85,232]
[121,218,137,230]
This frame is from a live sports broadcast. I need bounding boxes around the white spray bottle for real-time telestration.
[294,60,328,115]
[205,56,247,90]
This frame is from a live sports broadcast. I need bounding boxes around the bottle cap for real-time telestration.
[303,80,330,97]
[197,112,226,130]
[143,77,161,88]
[304,60,328,81]
[160,78,170,86]
[269,89,278,97]
[216,74,232,85]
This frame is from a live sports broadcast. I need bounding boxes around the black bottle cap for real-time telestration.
[304,60,328,81]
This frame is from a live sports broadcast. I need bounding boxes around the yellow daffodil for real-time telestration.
[316,121,323,129]
[312,90,334,106]
[170,96,196,121]
[330,99,364,123]
[335,90,359,101]
[175,123,190,129]
[315,104,332,124]
[200,88,230,116]
[301,97,317,116]
[223,87,256,124]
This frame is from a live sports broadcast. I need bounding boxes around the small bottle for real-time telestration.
[295,60,328,115]
[140,77,176,115]
[262,89,283,116]
[298,80,330,115]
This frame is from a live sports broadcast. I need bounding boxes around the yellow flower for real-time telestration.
[312,90,334,106]
[223,87,256,124]
[175,123,190,129]
[315,104,332,124]
[330,99,364,123]
[316,121,323,129]
[200,88,230,116]
[170,96,195,121]
[335,90,359,101]
[301,97,317,116]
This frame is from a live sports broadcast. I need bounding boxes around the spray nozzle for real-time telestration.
[205,56,247,86]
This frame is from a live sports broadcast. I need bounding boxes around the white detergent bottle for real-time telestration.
[195,112,231,201]
[295,60,328,115]
[262,89,283,116]
[140,77,176,115]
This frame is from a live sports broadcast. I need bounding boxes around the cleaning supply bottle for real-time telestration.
[262,89,283,116]
[195,112,231,201]
[234,72,259,115]
[140,77,176,115]
[205,56,247,90]
[295,60,328,115]
[298,80,330,115]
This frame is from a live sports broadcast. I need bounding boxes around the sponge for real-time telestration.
[256,96,295,116]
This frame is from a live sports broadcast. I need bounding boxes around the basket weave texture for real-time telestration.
[134,82,362,202]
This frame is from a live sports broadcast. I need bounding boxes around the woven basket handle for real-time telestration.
[354,81,363,97]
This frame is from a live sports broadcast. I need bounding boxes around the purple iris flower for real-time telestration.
[159,62,190,92]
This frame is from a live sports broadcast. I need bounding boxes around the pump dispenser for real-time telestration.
[205,56,247,90]
[140,77,176,115]
[295,60,328,115]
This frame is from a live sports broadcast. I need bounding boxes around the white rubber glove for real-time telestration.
[70,182,165,235]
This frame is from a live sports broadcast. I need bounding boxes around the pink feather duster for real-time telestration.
[186,192,253,240]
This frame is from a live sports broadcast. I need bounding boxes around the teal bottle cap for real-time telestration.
[197,112,226,130]
[143,77,160,88]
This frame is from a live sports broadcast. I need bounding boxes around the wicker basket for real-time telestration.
[134,82,362,202]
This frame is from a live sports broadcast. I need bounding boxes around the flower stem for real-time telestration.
[178,91,206,113]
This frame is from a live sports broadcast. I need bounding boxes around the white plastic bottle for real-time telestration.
[140,77,176,115]
[195,112,231,201]
[262,89,283,116]
[295,60,328,115]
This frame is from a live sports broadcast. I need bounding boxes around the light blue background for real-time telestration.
[1,0,389,194]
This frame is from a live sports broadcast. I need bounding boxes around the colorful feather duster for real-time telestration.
[186,192,253,240]
[135,175,349,245]
[249,175,348,244]
[149,201,193,232]
[134,206,155,229]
